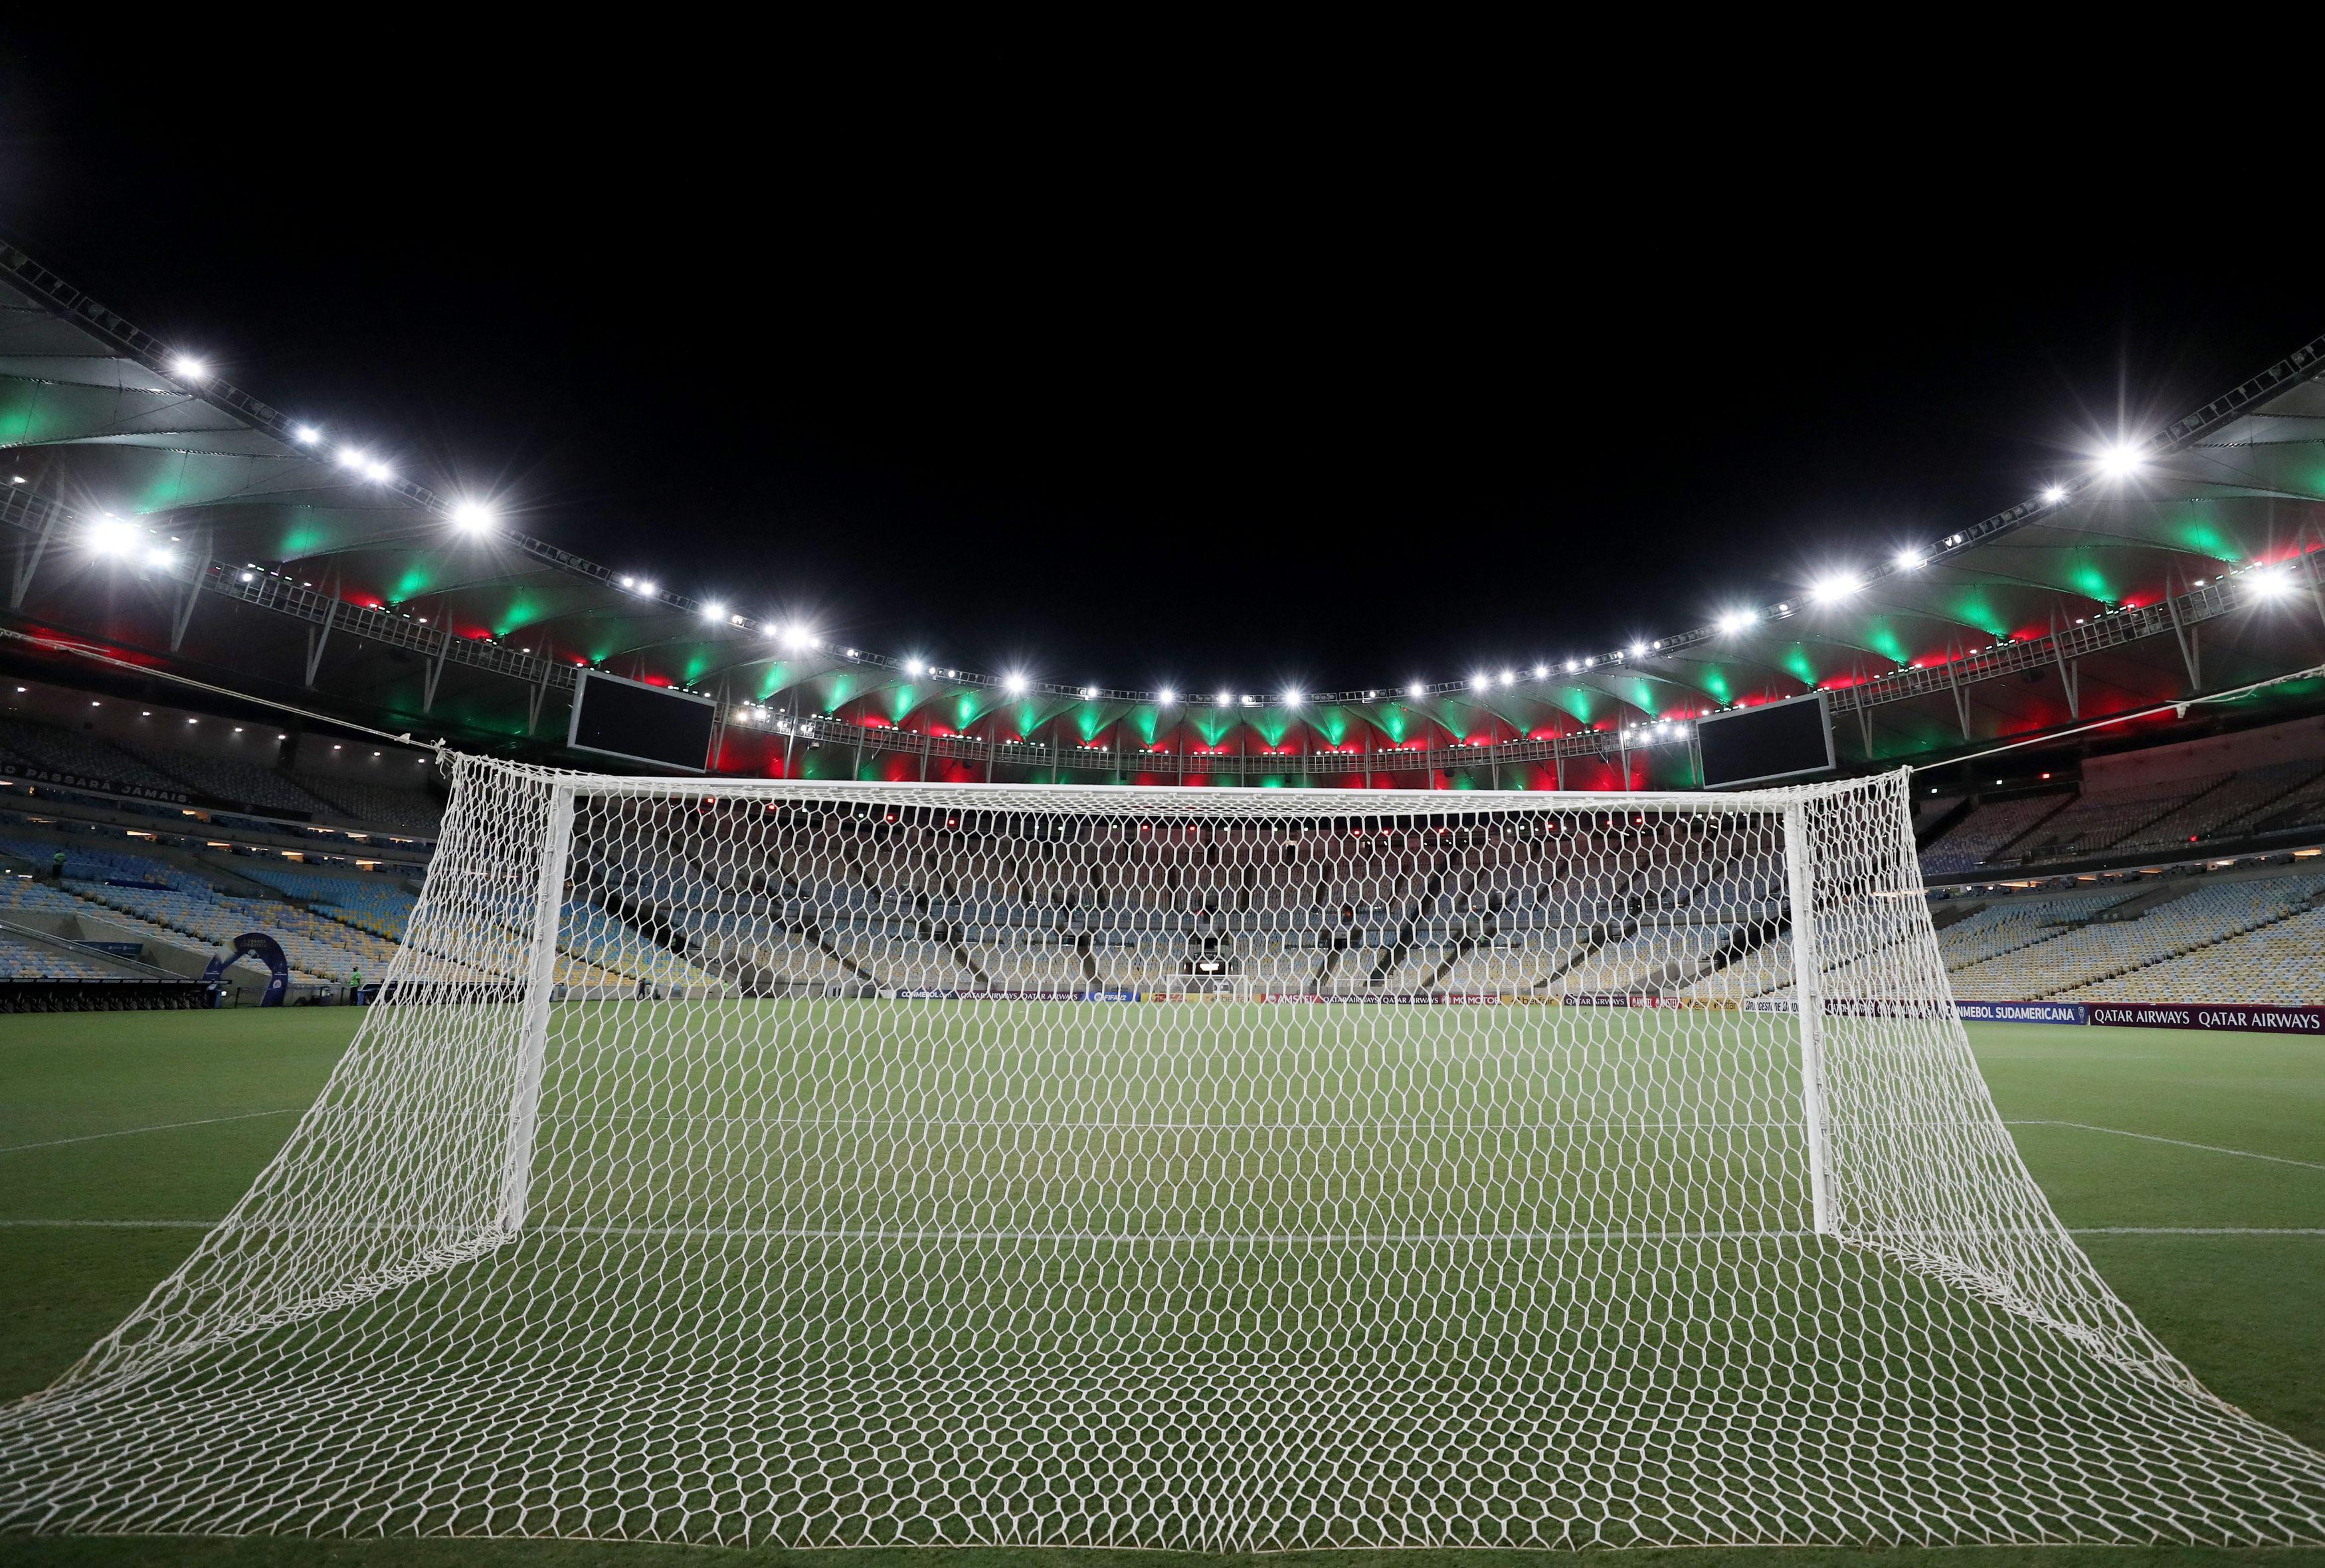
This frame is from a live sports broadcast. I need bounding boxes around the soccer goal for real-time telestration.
[3,761,2321,1548]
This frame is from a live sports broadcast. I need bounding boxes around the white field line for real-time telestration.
[0,1108,304,1154]
[0,1217,2320,1239]
[2005,1118,2325,1173]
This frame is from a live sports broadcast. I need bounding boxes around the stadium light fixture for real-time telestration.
[2249,565,2295,600]
[170,354,210,382]
[84,516,134,556]
[1893,548,1925,571]
[635,579,656,596]
[1216,691,1233,707]
[362,460,393,483]
[334,446,367,471]
[1628,641,1647,657]
[1471,673,1491,690]
[449,501,495,533]
[145,546,176,570]
[2097,440,2146,479]
[1498,669,1515,687]
[1531,663,1547,679]
[2041,484,2066,504]
[780,623,812,650]
[1081,685,1099,700]
[292,424,321,445]
[1283,689,1303,708]
[1809,574,1861,604]
[1157,687,1176,706]
[1407,681,1426,699]
[1716,610,1757,634]
[1564,659,1580,673]
[701,601,727,623]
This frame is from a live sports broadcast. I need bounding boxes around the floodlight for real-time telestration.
[1894,549,1925,571]
[1628,642,1647,657]
[1809,574,1861,604]
[1408,681,1425,698]
[2041,485,2066,503]
[449,501,494,532]
[1717,610,1757,634]
[85,516,134,555]
[1157,687,1176,705]
[292,424,322,445]
[170,354,209,382]
[1283,690,1303,707]
[2097,441,2146,478]
[335,446,367,470]
[701,601,727,622]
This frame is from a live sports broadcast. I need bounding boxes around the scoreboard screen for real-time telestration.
[566,669,717,773]
[1697,692,1836,788]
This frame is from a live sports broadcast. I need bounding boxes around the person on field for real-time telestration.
[49,849,64,883]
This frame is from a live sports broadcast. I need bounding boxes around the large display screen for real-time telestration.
[1696,691,1835,788]
[566,669,717,772]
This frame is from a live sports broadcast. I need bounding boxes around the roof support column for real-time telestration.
[2047,608,2081,720]
[1944,640,1971,740]
[2164,575,2202,691]
[1553,737,1564,791]
[8,502,59,610]
[526,661,553,737]
[422,630,452,713]
[304,570,341,688]
[168,546,208,653]
[784,689,799,780]
[2303,525,2325,636]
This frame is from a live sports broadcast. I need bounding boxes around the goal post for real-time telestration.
[4,758,2322,1549]
[1782,799,1834,1237]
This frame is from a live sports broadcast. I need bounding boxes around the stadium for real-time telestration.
[1,226,2324,1562]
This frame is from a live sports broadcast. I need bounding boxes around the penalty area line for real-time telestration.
[2005,1120,2325,1173]
[0,1108,304,1154]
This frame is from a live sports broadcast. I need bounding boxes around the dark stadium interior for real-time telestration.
[0,31,2322,1565]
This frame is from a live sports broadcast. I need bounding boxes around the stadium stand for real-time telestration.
[2011,775,2233,861]
[121,744,335,816]
[0,719,188,794]
[2110,758,2325,852]
[1918,793,2067,873]
[290,774,443,836]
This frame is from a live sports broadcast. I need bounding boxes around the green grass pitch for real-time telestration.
[0,1007,2319,1567]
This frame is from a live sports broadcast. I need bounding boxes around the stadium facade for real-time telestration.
[2,239,2323,794]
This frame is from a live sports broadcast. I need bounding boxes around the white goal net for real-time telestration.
[3,760,2320,1547]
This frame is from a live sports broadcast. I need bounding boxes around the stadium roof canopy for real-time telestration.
[1,238,2322,786]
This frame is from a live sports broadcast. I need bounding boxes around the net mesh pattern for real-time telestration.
[3,761,2320,1547]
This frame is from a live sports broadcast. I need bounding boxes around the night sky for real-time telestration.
[3,26,2317,698]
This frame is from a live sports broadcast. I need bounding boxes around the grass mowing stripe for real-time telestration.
[2007,1118,2325,1172]
[0,1108,304,1154]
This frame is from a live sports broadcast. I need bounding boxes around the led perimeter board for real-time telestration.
[1696,691,1836,788]
[565,668,717,773]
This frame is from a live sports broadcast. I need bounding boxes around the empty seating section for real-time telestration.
[2240,768,2325,837]
[122,746,333,815]
[0,930,135,980]
[292,774,444,836]
[2016,774,2230,861]
[2085,903,2325,1004]
[68,884,374,984]
[0,719,187,793]
[2115,759,2325,852]
[1927,875,2325,1002]
[0,834,207,890]
[1919,794,2063,873]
